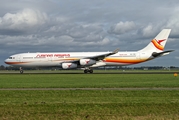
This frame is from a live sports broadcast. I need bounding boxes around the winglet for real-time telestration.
[113,48,119,54]
[107,48,119,56]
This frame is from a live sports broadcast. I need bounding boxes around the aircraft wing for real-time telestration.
[85,48,119,61]
[64,48,119,64]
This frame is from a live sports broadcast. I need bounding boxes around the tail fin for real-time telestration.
[139,29,171,52]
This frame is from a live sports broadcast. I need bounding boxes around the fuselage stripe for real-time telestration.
[151,39,164,50]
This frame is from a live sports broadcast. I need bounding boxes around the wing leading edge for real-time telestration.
[85,48,119,61]
[63,48,119,64]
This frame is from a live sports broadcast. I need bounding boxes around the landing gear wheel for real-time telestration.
[19,67,23,74]
[84,69,88,73]
[84,68,93,74]
[89,69,93,73]
[20,70,24,74]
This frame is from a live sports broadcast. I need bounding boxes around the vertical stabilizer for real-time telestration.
[139,29,171,52]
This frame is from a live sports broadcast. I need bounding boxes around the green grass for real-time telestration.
[0,74,179,88]
[0,73,179,119]
[0,90,179,119]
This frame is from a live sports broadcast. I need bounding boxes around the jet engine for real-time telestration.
[80,59,96,66]
[62,63,77,69]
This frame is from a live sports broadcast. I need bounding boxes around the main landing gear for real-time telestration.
[19,67,23,74]
[84,68,93,73]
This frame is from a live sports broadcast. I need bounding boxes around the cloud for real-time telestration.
[141,25,158,38]
[109,21,136,35]
[175,55,179,60]
[165,8,179,38]
[0,0,179,66]
[0,8,48,32]
[69,24,104,41]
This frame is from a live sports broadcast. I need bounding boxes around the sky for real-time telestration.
[0,0,179,67]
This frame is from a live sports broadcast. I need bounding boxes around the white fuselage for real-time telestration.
[4,29,172,71]
[4,51,154,68]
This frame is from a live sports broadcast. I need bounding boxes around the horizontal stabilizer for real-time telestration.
[152,50,174,57]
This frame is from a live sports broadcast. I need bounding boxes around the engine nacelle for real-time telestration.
[62,63,77,69]
[80,59,96,66]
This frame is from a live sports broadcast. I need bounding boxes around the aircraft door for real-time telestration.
[136,53,140,59]
[17,55,21,62]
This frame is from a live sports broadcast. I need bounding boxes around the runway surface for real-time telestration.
[1,88,179,91]
[0,71,178,74]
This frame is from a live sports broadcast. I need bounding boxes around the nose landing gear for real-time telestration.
[20,67,23,74]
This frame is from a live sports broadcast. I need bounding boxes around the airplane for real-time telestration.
[4,29,173,73]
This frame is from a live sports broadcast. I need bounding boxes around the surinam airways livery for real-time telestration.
[5,29,173,73]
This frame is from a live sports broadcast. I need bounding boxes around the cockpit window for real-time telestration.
[8,57,13,59]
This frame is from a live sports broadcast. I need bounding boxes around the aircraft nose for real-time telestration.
[4,59,9,64]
